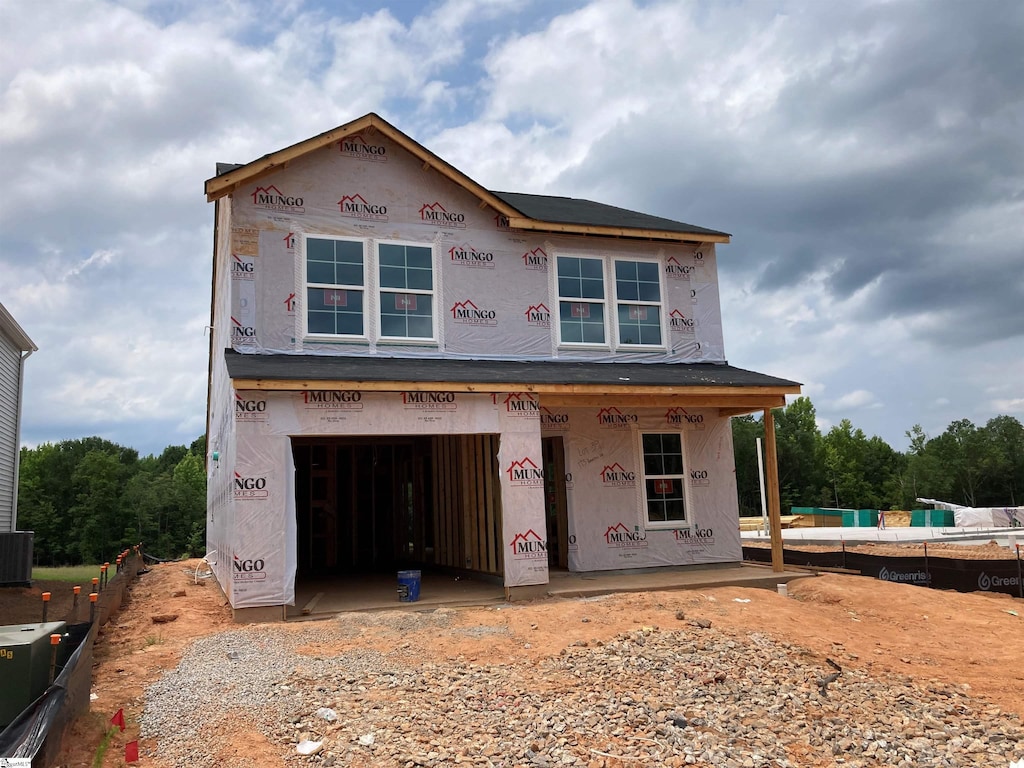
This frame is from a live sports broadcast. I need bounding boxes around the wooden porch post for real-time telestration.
[763,407,784,572]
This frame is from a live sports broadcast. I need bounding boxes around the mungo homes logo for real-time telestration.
[451,299,498,326]
[338,134,388,162]
[507,457,544,487]
[665,256,694,280]
[233,471,269,500]
[596,407,638,429]
[283,232,296,249]
[338,193,388,222]
[539,406,570,431]
[502,393,540,417]
[231,316,256,344]
[448,243,495,269]
[665,407,706,430]
[688,468,711,487]
[674,527,715,546]
[402,391,457,411]
[522,247,548,271]
[420,201,467,228]
[605,522,647,549]
[669,309,697,334]
[232,553,267,582]
[234,392,267,422]
[251,184,304,214]
[524,303,551,328]
[231,254,254,281]
[494,213,510,230]
[601,463,636,488]
[510,529,546,560]
[302,390,363,411]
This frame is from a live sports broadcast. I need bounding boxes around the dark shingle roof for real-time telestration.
[224,350,798,390]
[490,191,730,238]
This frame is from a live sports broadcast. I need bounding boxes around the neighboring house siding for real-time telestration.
[0,328,21,532]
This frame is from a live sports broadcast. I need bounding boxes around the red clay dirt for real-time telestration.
[2,552,1018,767]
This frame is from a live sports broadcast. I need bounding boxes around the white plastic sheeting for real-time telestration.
[916,498,1024,528]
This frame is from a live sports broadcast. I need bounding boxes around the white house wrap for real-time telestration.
[204,114,799,617]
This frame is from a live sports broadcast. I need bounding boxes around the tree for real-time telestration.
[731,415,764,516]
[774,397,825,511]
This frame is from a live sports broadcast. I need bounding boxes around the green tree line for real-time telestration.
[733,398,1024,516]
[16,401,1023,564]
[17,436,207,566]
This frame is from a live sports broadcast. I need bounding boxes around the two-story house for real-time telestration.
[204,113,800,620]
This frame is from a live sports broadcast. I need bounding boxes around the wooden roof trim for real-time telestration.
[230,378,799,398]
[205,113,521,219]
[204,114,731,245]
[507,217,731,245]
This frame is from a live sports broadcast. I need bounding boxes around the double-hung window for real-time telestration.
[641,432,687,527]
[556,255,606,345]
[306,236,366,337]
[555,254,664,348]
[304,235,436,342]
[377,242,434,340]
[614,259,663,347]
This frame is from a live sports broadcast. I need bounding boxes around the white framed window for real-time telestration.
[614,258,663,348]
[640,432,688,528]
[305,235,367,338]
[556,255,607,345]
[376,241,435,342]
[554,253,665,349]
[303,235,436,343]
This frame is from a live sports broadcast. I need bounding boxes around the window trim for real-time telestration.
[301,234,438,345]
[638,430,691,530]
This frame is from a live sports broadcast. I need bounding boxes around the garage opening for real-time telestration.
[291,435,504,586]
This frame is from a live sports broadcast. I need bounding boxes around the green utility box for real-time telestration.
[0,621,68,728]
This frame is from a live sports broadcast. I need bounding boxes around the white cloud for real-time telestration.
[829,389,882,411]
[3,0,1021,456]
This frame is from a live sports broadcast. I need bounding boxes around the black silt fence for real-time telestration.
[743,546,1023,599]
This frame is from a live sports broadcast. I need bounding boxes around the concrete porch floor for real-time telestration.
[287,562,806,619]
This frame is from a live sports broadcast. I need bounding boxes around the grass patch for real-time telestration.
[33,565,103,583]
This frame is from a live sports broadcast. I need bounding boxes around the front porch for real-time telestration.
[284,561,809,619]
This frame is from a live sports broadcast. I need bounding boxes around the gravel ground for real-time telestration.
[141,608,1023,768]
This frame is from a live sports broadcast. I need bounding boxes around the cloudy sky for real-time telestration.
[2,0,1022,457]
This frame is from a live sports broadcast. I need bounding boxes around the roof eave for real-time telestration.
[0,303,37,352]
[507,216,731,244]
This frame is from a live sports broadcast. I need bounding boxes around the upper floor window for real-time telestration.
[377,243,434,340]
[614,259,663,347]
[304,235,436,343]
[555,254,664,348]
[556,255,606,344]
[306,237,366,336]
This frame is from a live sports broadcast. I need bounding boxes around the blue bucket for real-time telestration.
[397,570,421,602]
